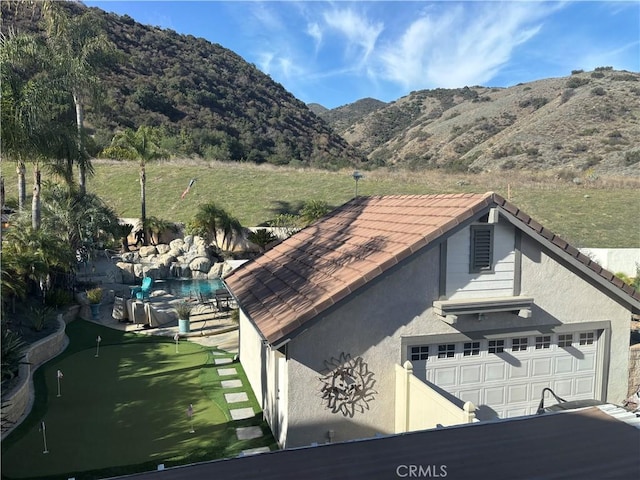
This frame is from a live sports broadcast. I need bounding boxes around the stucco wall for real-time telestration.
[276,221,634,448]
[285,246,442,448]
[519,235,631,404]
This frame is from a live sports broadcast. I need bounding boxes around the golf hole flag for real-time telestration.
[181,179,196,199]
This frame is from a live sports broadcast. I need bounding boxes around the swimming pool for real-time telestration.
[159,278,226,298]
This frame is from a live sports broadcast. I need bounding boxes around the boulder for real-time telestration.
[156,244,171,255]
[183,235,194,249]
[133,263,145,279]
[139,245,158,257]
[208,262,225,278]
[189,256,211,273]
[191,270,208,280]
[169,238,185,253]
[120,251,138,263]
[157,253,177,268]
[142,264,168,280]
[116,262,136,284]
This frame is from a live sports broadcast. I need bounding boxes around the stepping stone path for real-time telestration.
[230,407,254,420]
[221,379,242,388]
[225,392,248,403]
[236,426,262,440]
[212,349,268,449]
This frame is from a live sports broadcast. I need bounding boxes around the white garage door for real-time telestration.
[408,330,600,420]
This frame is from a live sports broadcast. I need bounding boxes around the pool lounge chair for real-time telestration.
[130,277,153,300]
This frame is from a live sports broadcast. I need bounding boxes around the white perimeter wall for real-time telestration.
[579,248,640,277]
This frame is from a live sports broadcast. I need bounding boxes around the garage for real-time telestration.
[408,329,601,420]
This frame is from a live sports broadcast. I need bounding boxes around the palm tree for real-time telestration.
[41,1,118,194]
[40,182,120,256]
[144,216,178,246]
[193,203,221,246]
[192,202,244,251]
[0,30,77,230]
[103,126,167,245]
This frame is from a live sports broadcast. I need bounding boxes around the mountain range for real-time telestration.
[3,1,639,176]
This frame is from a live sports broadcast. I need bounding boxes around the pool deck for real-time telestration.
[79,255,239,353]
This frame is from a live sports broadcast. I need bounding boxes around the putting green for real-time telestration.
[2,321,269,479]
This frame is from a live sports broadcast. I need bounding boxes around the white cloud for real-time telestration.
[307,22,323,52]
[376,2,556,89]
[322,7,384,68]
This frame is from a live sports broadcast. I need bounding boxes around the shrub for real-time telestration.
[583,155,602,169]
[594,66,613,71]
[86,288,103,305]
[560,89,575,104]
[300,200,331,225]
[591,87,606,96]
[45,288,74,308]
[591,72,605,79]
[612,73,638,82]
[566,77,589,88]
[518,97,548,110]
[247,229,278,251]
[28,305,55,332]
[624,150,640,166]
[572,143,588,153]
[571,69,584,75]
[578,128,599,136]
[1,330,26,383]
[525,147,540,157]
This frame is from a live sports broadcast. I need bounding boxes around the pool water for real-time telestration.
[159,278,226,298]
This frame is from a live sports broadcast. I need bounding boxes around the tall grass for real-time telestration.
[3,159,639,247]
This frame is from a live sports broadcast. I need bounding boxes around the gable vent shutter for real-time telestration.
[471,226,493,272]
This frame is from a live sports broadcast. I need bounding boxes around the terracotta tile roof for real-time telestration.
[224,193,639,344]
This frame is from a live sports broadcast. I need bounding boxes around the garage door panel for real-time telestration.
[485,362,506,381]
[529,381,551,401]
[460,364,482,384]
[554,356,573,374]
[576,352,596,372]
[457,389,481,406]
[553,378,573,397]
[507,384,529,403]
[434,366,457,387]
[531,357,552,376]
[575,376,595,395]
[509,360,530,378]
[485,386,506,405]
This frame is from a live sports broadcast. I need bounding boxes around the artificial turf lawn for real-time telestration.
[1,320,275,480]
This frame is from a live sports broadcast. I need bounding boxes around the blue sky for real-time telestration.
[85,1,640,109]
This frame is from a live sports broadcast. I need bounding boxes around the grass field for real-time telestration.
[1,320,275,480]
[3,160,639,247]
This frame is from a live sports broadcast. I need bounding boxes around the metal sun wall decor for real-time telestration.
[319,352,377,417]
